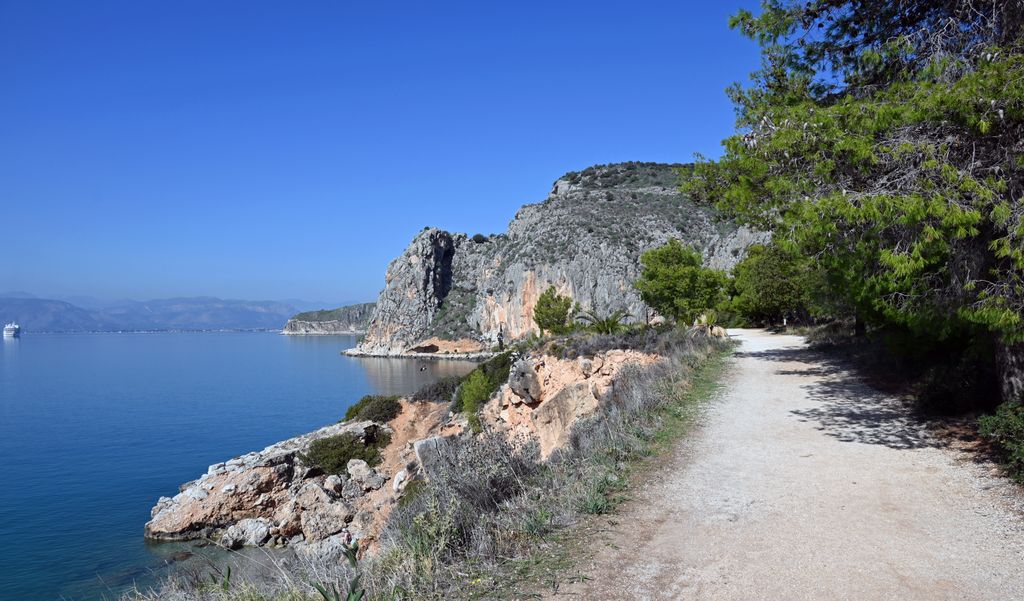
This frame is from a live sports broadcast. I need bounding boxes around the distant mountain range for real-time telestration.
[0,293,363,333]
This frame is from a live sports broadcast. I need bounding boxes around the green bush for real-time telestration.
[458,370,490,433]
[979,402,1024,482]
[451,352,514,432]
[411,376,461,403]
[300,429,392,474]
[344,395,401,423]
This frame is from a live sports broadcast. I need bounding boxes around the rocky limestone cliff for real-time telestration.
[282,302,375,335]
[355,162,764,355]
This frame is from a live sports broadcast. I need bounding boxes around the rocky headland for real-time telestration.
[282,302,376,335]
[353,162,764,356]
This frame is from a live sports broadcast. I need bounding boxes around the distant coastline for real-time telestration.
[12,328,309,335]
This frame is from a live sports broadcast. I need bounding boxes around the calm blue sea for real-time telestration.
[0,332,476,601]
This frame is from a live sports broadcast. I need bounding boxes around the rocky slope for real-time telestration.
[144,346,655,555]
[282,302,376,335]
[354,162,763,355]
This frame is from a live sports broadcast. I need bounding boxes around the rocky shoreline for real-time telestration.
[144,419,398,558]
[341,347,494,361]
[144,346,658,559]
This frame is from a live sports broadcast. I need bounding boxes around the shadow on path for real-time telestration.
[736,345,944,451]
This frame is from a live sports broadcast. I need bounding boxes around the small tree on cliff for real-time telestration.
[634,240,727,325]
[534,286,573,336]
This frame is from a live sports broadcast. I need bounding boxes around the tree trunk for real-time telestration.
[997,339,1024,405]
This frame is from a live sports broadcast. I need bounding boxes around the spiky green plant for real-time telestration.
[575,308,632,335]
[313,541,365,601]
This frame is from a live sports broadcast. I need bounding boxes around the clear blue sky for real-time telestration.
[0,1,760,304]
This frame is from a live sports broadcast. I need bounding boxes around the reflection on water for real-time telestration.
[355,356,480,396]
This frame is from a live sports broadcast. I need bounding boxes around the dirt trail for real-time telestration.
[552,330,1024,600]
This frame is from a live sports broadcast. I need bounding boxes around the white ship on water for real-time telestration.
[3,322,20,338]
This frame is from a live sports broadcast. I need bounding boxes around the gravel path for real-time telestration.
[552,329,1024,600]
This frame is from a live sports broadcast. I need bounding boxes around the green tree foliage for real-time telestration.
[634,240,727,324]
[729,243,809,325]
[533,286,573,335]
[685,0,1024,402]
[979,402,1024,481]
[300,429,392,474]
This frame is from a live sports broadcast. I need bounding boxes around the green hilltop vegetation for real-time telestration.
[290,303,375,323]
[559,160,692,190]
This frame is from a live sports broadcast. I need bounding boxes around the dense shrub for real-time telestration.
[803,320,1003,415]
[475,351,513,386]
[452,352,514,432]
[471,233,487,243]
[457,371,490,433]
[344,395,402,423]
[916,353,1001,415]
[424,287,479,340]
[300,428,392,474]
[411,376,461,403]
[979,403,1024,482]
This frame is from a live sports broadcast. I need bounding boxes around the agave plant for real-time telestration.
[312,541,365,601]
[576,308,632,335]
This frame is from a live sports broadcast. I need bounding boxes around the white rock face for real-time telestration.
[221,518,271,549]
[347,459,386,491]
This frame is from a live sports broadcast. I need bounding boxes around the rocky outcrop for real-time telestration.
[355,163,765,355]
[145,420,391,550]
[145,346,660,555]
[484,349,658,458]
[282,302,375,335]
[145,398,459,553]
